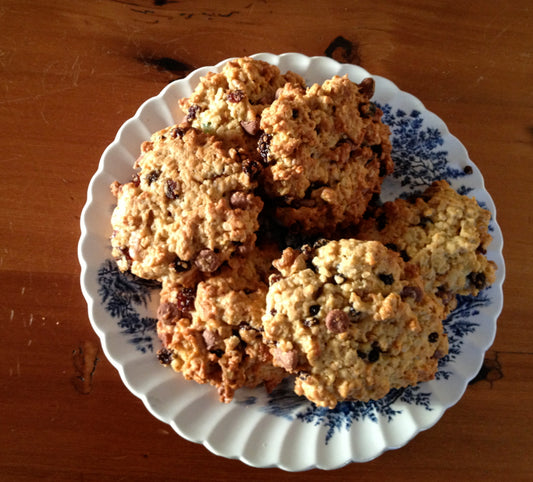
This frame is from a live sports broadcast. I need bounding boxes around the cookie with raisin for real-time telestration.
[356,180,497,311]
[262,239,447,408]
[156,244,286,403]
[259,75,393,233]
[110,125,263,282]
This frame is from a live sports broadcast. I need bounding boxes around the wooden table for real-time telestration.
[1,1,531,480]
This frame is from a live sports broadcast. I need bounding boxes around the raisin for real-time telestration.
[371,144,383,157]
[385,243,398,252]
[419,216,433,228]
[242,158,261,178]
[348,307,361,322]
[376,212,388,231]
[303,317,319,327]
[368,347,380,363]
[169,126,185,139]
[428,332,439,343]
[379,273,394,285]
[132,173,141,187]
[165,179,179,199]
[257,132,272,164]
[157,348,173,365]
[173,257,190,272]
[309,304,320,316]
[145,169,161,185]
[468,271,487,290]
[399,250,410,262]
[175,287,196,314]
[186,104,200,122]
[358,78,375,99]
[227,89,245,103]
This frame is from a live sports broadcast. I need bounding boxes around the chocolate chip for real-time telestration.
[240,119,260,135]
[157,301,184,323]
[309,304,320,316]
[325,309,349,333]
[195,249,222,273]
[202,329,222,351]
[428,332,439,343]
[379,273,394,285]
[401,285,424,303]
[463,165,473,175]
[229,191,253,210]
[292,109,299,119]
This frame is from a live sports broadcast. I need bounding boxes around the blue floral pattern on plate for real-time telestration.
[95,102,493,444]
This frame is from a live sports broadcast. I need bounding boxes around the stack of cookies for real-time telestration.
[110,58,496,408]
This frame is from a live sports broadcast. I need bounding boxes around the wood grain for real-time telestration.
[1,0,532,480]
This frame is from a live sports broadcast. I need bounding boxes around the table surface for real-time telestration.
[1,0,532,480]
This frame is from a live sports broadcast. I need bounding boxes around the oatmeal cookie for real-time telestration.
[259,75,393,233]
[179,57,305,151]
[110,125,263,282]
[156,244,287,403]
[263,239,447,408]
[356,180,497,310]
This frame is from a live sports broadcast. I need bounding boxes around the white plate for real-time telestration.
[78,53,505,471]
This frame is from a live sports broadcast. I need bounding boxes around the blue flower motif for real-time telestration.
[97,260,159,353]
[377,103,468,193]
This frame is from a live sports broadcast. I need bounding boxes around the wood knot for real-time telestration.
[324,35,361,65]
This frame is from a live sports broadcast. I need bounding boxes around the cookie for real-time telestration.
[110,125,263,282]
[356,180,497,310]
[263,239,448,408]
[179,56,305,152]
[156,244,287,403]
[259,75,393,233]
